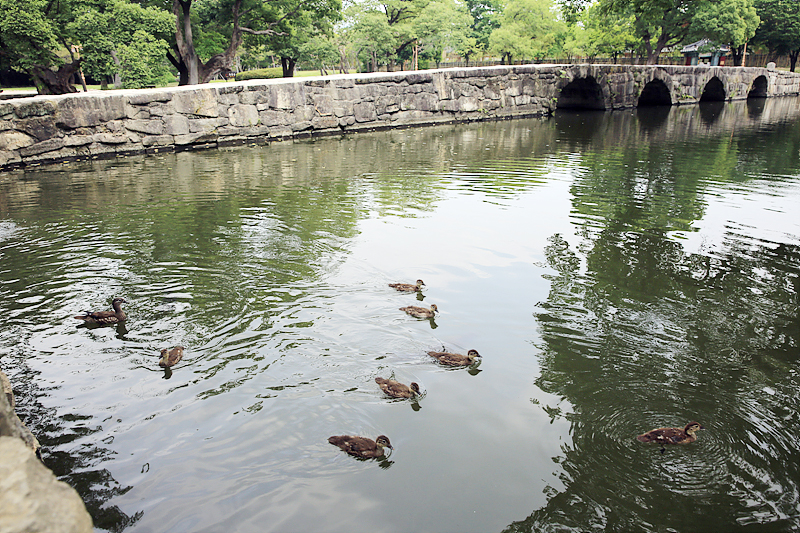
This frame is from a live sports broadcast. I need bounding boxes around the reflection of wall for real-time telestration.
[2,65,799,171]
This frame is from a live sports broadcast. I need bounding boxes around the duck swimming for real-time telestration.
[328,435,393,458]
[427,349,480,367]
[375,377,420,398]
[389,279,425,292]
[74,297,127,325]
[400,304,437,318]
[637,421,705,451]
[158,346,184,368]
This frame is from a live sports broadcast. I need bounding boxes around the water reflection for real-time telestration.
[0,98,798,532]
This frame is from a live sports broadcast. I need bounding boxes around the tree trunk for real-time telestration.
[110,49,122,87]
[30,61,81,95]
[790,50,799,72]
[173,0,200,85]
[281,57,296,77]
[731,44,746,66]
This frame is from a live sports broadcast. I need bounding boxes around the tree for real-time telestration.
[690,0,759,66]
[462,0,502,64]
[561,0,704,64]
[71,0,173,88]
[752,0,800,71]
[411,0,472,68]
[345,5,397,71]
[488,0,563,64]
[579,3,638,62]
[0,0,81,94]
[169,0,340,85]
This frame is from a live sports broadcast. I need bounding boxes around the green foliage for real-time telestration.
[234,67,284,80]
[752,0,800,60]
[0,0,67,72]
[70,0,173,85]
[116,30,174,88]
[691,0,759,48]
[488,0,564,62]
[578,3,638,60]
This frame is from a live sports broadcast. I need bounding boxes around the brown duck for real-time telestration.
[158,346,184,368]
[637,422,705,447]
[427,349,480,366]
[74,297,127,325]
[400,304,437,318]
[389,279,425,292]
[328,435,393,458]
[375,377,420,398]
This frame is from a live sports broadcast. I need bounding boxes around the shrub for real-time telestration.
[235,68,283,81]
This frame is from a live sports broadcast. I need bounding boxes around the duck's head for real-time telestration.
[467,349,480,361]
[410,382,421,395]
[430,304,438,313]
[375,435,393,450]
[685,422,705,435]
[112,297,127,305]
[415,279,425,287]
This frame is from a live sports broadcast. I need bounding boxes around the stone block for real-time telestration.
[14,100,56,119]
[11,117,61,142]
[0,437,93,533]
[128,92,172,105]
[174,132,219,145]
[188,117,228,133]
[270,85,305,110]
[93,133,129,144]
[312,116,339,129]
[55,96,126,128]
[239,90,270,105]
[163,114,190,135]
[353,102,377,122]
[259,110,289,127]
[142,135,174,147]
[63,135,93,147]
[228,104,260,127]
[0,130,37,151]
[19,138,65,157]
[125,119,164,135]
[311,94,334,116]
[217,93,239,106]
[172,88,219,117]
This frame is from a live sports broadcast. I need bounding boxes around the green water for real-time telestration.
[0,98,798,532]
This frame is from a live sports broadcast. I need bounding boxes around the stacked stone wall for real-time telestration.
[2,64,798,170]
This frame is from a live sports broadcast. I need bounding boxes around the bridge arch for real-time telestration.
[700,76,726,101]
[748,75,768,98]
[556,76,607,110]
[637,79,672,106]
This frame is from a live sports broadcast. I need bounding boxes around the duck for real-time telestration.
[637,421,705,450]
[375,377,420,398]
[427,349,480,367]
[328,434,393,458]
[400,304,438,318]
[74,297,127,325]
[158,346,184,368]
[389,279,425,292]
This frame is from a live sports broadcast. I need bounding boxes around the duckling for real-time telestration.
[637,421,705,452]
[375,377,420,398]
[400,304,438,318]
[427,349,480,367]
[389,279,425,292]
[328,434,393,458]
[74,297,127,325]
[158,346,184,368]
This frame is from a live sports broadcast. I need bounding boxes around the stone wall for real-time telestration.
[1,371,93,533]
[2,64,799,170]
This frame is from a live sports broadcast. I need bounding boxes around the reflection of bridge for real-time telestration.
[2,64,799,170]
[546,64,795,110]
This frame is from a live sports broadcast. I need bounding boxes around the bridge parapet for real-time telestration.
[2,64,799,170]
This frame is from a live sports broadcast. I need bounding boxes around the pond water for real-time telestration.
[1,97,799,533]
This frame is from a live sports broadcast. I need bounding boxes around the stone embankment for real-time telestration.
[1,64,799,170]
[1,371,94,533]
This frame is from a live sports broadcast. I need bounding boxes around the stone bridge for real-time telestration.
[1,64,798,170]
